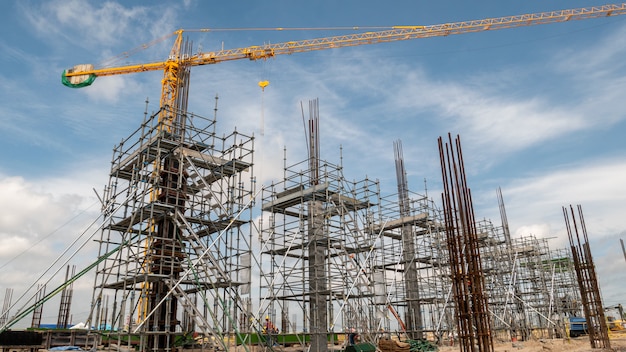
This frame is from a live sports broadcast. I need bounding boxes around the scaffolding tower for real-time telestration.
[259,155,382,347]
[258,119,453,349]
[257,131,585,351]
[474,225,581,341]
[374,191,452,340]
[74,96,587,352]
[89,98,255,352]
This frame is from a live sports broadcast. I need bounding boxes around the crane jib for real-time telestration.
[61,4,626,89]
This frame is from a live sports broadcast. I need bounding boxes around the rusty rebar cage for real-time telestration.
[564,205,610,350]
[439,133,494,352]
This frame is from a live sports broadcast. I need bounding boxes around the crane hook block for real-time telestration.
[258,80,269,91]
[62,64,97,88]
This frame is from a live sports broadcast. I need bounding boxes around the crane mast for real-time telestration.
[160,29,185,130]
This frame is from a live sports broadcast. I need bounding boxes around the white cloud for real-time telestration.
[437,91,586,154]
[0,166,104,324]
[494,158,626,248]
[22,0,148,47]
[0,236,30,257]
[20,0,179,73]
[82,75,135,104]
[513,223,553,240]
[0,175,73,239]
[556,22,626,79]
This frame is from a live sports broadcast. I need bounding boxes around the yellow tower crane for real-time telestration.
[59,3,625,334]
[63,3,626,129]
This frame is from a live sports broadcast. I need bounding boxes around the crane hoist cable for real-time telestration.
[258,57,271,136]
[258,80,269,136]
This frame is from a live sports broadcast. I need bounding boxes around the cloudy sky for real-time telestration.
[1,0,625,327]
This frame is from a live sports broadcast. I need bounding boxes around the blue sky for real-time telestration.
[1,0,625,326]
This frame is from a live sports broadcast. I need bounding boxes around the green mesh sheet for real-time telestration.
[61,70,96,88]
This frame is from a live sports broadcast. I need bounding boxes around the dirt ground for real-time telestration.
[84,334,626,352]
[222,335,626,352]
[437,335,626,352]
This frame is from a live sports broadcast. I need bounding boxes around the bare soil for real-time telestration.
[224,334,626,352]
[438,335,626,352]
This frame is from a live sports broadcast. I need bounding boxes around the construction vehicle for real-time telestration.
[605,304,625,331]
[62,4,626,130]
[567,304,624,338]
[569,317,588,337]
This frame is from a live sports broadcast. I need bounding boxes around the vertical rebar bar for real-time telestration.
[497,187,511,247]
[57,265,75,328]
[439,133,494,352]
[394,139,423,339]
[307,98,329,352]
[563,205,610,349]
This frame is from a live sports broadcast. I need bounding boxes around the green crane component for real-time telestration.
[0,232,140,333]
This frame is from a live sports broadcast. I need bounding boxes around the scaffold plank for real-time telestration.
[110,133,179,180]
[100,274,169,290]
[107,202,174,232]
[262,182,330,212]
[370,213,428,233]
[191,217,248,237]
[176,146,250,172]
[328,193,371,211]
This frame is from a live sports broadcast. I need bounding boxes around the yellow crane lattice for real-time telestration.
[63,3,626,125]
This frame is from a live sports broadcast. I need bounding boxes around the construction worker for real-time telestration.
[263,316,277,346]
[348,328,358,345]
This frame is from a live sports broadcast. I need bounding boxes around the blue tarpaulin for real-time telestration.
[49,346,83,351]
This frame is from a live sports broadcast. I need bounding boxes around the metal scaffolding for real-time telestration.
[259,155,384,344]
[20,97,591,352]
[255,130,586,351]
[481,232,581,341]
[257,113,452,348]
[89,97,255,352]
[375,190,452,340]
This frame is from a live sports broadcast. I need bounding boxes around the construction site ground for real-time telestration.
[17,338,625,352]
[438,337,626,352]
[243,336,626,352]
[267,338,626,352]
[17,334,626,352]
[196,337,626,352]
[179,336,626,352]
